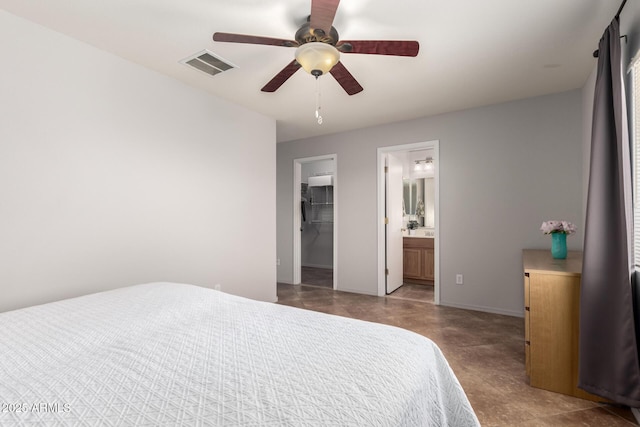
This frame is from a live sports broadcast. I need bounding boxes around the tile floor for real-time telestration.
[276,283,638,426]
[388,282,434,303]
[301,266,333,288]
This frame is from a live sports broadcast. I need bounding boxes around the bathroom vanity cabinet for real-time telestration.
[522,249,602,402]
[403,237,434,284]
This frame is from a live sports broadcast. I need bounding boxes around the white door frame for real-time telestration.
[293,154,338,289]
[376,141,440,302]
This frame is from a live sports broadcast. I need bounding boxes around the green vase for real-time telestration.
[551,233,567,259]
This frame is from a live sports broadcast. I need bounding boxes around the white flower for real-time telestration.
[561,221,577,234]
[540,220,576,235]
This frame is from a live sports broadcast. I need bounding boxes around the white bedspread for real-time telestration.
[0,282,479,426]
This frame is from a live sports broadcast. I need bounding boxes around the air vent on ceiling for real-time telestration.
[181,50,235,77]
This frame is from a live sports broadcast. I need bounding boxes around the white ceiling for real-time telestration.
[0,0,618,142]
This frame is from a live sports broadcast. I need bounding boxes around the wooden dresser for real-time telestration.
[403,237,434,284]
[523,249,602,401]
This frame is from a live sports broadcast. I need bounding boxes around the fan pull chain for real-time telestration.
[315,76,323,125]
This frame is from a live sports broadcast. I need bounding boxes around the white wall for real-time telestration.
[278,90,583,316]
[621,3,640,85]
[0,11,277,312]
[302,160,334,182]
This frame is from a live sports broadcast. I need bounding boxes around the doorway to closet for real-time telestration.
[293,155,337,290]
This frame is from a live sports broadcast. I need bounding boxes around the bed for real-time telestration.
[0,282,479,426]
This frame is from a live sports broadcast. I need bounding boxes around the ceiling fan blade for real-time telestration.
[337,40,419,57]
[309,0,340,35]
[213,32,297,48]
[329,61,363,96]
[261,60,302,92]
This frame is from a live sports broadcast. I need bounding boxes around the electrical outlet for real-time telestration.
[276,258,280,266]
[456,274,463,285]
[214,284,221,291]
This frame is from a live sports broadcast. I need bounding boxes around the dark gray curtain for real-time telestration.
[579,17,640,407]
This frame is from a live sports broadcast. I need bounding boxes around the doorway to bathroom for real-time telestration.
[377,141,439,303]
[293,155,337,290]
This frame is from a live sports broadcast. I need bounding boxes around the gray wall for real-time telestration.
[0,11,277,312]
[278,90,583,316]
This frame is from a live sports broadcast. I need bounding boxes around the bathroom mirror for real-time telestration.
[403,177,435,227]
[403,178,415,216]
[403,178,422,216]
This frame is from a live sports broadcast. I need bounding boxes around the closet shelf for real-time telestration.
[309,184,334,224]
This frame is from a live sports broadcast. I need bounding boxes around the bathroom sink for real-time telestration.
[403,228,435,238]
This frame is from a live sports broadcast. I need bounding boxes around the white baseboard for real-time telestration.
[631,408,640,423]
[439,300,523,317]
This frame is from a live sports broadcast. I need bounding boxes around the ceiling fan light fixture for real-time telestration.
[295,42,340,77]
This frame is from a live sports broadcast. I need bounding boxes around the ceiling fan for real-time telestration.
[212,0,419,96]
